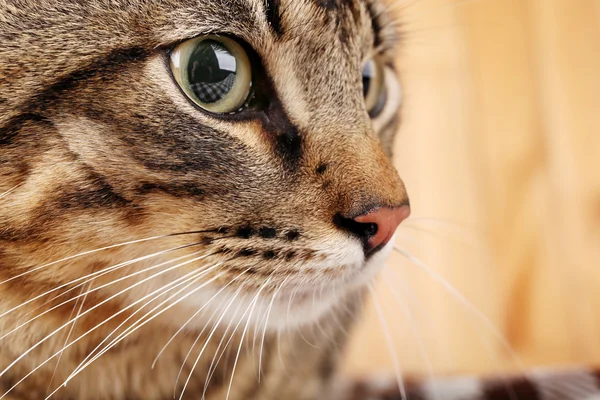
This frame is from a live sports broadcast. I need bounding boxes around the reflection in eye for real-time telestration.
[170,36,252,113]
[188,41,237,104]
[362,57,387,118]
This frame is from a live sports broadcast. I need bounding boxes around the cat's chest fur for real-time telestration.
[0,296,359,400]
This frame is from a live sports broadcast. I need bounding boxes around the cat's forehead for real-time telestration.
[152,0,393,57]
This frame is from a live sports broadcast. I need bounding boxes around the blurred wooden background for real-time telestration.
[345,0,600,377]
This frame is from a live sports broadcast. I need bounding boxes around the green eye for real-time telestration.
[362,57,387,118]
[170,35,252,113]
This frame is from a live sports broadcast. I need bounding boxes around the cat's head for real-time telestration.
[0,0,408,329]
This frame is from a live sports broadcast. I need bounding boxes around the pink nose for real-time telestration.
[354,205,411,254]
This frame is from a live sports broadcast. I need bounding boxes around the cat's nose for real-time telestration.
[334,205,411,256]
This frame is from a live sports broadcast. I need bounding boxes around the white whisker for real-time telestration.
[392,246,524,370]
[0,250,206,342]
[177,285,246,400]
[152,267,250,369]
[7,263,217,400]
[66,267,222,383]
[224,277,272,400]
[368,283,407,400]
[0,242,205,322]
[45,283,88,395]
[0,231,210,286]
[328,284,349,337]
[173,297,231,399]
[201,278,273,400]
[0,251,221,387]
[257,275,288,382]
[201,292,249,399]
[381,269,437,397]
[0,184,22,201]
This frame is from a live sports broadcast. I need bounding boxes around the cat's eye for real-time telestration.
[170,36,252,113]
[362,57,387,118]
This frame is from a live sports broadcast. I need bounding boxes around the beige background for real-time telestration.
[345,0,600,377]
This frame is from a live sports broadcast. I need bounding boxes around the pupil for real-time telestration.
[188,40,237,104]
[362,60,375,98]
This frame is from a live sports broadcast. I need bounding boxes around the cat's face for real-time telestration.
[1,0,408,329]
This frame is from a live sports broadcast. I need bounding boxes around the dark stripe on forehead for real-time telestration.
[312,0,368,45]
[0,113,51,146]
[32,47,149,110]
[263,0,284,36]
[364,0,383,48]
[4,46,150,133]
[315,0,356,10]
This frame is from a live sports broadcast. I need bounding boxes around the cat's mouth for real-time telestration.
[168,235,395,332]
[273,238,394,321]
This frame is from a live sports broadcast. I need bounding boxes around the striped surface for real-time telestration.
[348,368,600,400]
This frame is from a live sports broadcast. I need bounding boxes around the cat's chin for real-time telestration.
[168,237,395,332]
[272,238,395,329]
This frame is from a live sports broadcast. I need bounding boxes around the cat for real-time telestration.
[0,0,409,398]
[1,1,599,399]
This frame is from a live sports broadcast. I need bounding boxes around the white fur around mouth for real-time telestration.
[170,234,394,331]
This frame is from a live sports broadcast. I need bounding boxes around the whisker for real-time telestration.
[257,275,289,382]
[397,224,484,250]
[0,251,221,384]
[286,276,314,363]
[177,284,246,400]
[0,241,208,322]
[0,184,22,201]
[206,266,284,391]
[382,265,454,366]
[0,229,220,286]
[285,277,318,350]
[173,295,233,399]
[66,266,226,383]
[152,267,251,369]
[47,281,205,400]
[381,270,437,396]
[6,261,222,400]
[201,289,252,399]
[0,249,207,342]
[45,284,88,395]
[405,216,478,232]
[224,277,272,400]
[328,285,350,337]
[392,246,525,370]
[296,311,318,349]
[201,276,275,400]
[368,283,407,400]
[276,326,287,377]
[200,302,242,399]
[312,285,333,343]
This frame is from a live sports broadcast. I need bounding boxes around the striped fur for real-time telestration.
[1,0,593,399]
[343,368,600,400]
[0,0,405,399]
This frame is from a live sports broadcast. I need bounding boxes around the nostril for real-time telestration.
[362,222,378,238]
[333,213,380,249]
[335,205,411,256]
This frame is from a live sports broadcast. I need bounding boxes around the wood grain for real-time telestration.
[344,0,600,377]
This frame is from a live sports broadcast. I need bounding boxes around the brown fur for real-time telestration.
[0,0,407,399]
